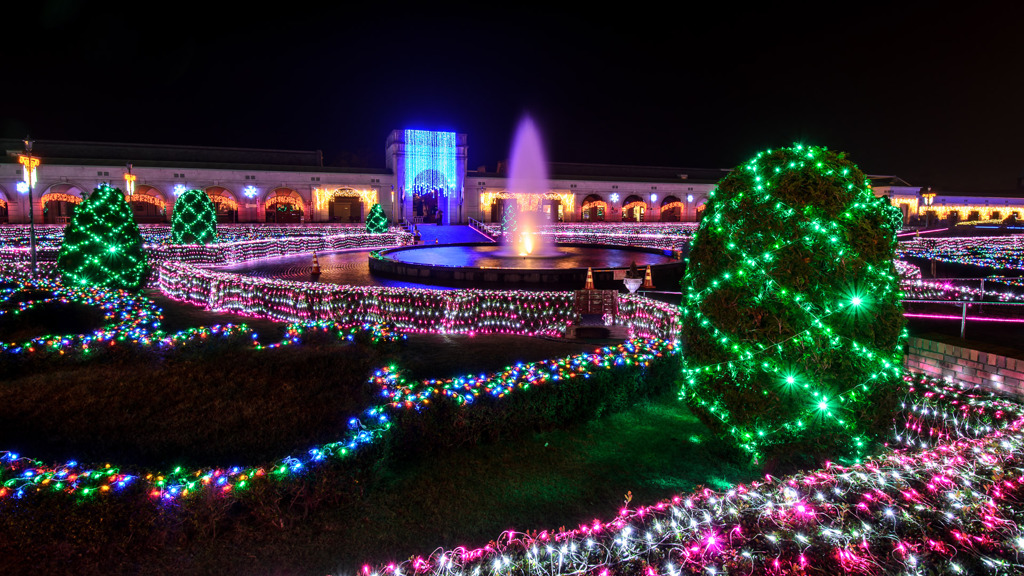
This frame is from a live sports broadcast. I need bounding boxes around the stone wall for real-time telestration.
[905,336,1024,398]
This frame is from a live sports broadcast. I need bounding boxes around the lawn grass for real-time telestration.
[124,389,758,575]
[0,299,759,575]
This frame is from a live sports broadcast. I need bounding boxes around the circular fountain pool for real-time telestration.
[369,242,684,289]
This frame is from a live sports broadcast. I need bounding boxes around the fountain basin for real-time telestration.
[369,243,685,290]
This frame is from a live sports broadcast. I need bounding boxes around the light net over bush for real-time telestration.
[680,144,906,464]
[365,203,388,233]
[56,185,149,290]
[170,189,217,244]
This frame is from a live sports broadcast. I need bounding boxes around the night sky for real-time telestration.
[3,2,1022,191]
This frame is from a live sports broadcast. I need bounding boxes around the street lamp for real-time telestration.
[17,137,40,279]
[921,187,936,227]
[123,163,136,196]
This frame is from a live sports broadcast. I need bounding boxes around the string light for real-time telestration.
[56,185,149,290]
[680,144,906,462]
[170,189,218,244]
[366,204,389,234]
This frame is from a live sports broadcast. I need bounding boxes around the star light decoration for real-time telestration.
[55,184,149,290]
[680,144,907,463]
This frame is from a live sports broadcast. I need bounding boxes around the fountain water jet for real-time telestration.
[499,116,562,257]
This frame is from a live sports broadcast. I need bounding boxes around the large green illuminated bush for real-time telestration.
[171,189,217,244]
[57,185,149,290]
[680,145,905,465]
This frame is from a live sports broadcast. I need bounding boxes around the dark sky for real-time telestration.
[4,2,1023,191]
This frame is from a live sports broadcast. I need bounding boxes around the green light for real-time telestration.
[679,143,906,464]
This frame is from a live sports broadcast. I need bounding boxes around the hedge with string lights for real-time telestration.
[56,185,149,291]
[680,145,906,466]
[170,189,217,244]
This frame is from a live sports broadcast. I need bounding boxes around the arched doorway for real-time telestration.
[327,188,366,223]
[411,169,448,224]
[265,188,304,223]
[580,194,606,222]
[621,195,646,222]
[206,186,238,223]
[660,196,682,222]
[0,188,8,224]
[490,197,516,223]
[128,185,168,223]
[41,184,86,224]
[696,203,707,221]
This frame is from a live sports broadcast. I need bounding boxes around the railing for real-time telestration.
[902,299,1024,338]
[467,217,496,241]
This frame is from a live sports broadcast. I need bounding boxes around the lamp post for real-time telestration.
[18,138,40,279]
[921,188,936,228]
[123,163,136,196]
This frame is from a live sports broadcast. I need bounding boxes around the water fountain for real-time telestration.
[498,116,561,257]
[363,115,686,289]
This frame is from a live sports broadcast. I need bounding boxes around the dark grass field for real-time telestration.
[0,296,759,576]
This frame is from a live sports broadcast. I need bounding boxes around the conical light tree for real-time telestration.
[501,202,518,242]
[171,189,218,244]
[680,144,906,466]
[365,203,388,233]
[57,184,149,290]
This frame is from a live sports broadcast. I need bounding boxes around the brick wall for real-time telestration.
[905,336,1024,398]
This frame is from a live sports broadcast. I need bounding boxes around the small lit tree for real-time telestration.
[365,203,388,233]
[501,202,518,242]
[57,184,149,290]
[680,144,906,466]
[171,189,217,244]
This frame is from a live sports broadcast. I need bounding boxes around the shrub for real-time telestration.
[365,203,389,234]
[170,189,217,244]
[679,144,905,466]
[56,185,149,290]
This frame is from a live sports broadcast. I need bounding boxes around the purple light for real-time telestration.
[903,313,1024,323]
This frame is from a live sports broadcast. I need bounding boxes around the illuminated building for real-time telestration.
[3,135,1012,226]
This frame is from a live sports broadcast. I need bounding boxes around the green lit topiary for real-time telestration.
[501,202,518,238]
[57,185,149,290]
[679,144,906,466]
[365,203,388,233]
[171,189,217,244]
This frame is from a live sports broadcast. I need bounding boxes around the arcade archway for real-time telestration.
[128,185,168,223]
[41,184,86,224]
[265,188,304,223]
[622,195,647,222]
[205,186,239,223]
[0,187,8,224]
[581,194,607,222]
[660,196,682,222]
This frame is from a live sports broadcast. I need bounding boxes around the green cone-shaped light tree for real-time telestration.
[365,203,388,233]
[680,144,906,466]
[501,202,518,240]
[171,189,218,244]
[57,184,149,290]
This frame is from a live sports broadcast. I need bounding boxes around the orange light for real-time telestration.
[17,155,39,186]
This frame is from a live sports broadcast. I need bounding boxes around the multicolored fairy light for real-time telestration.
[680,145,907,462]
